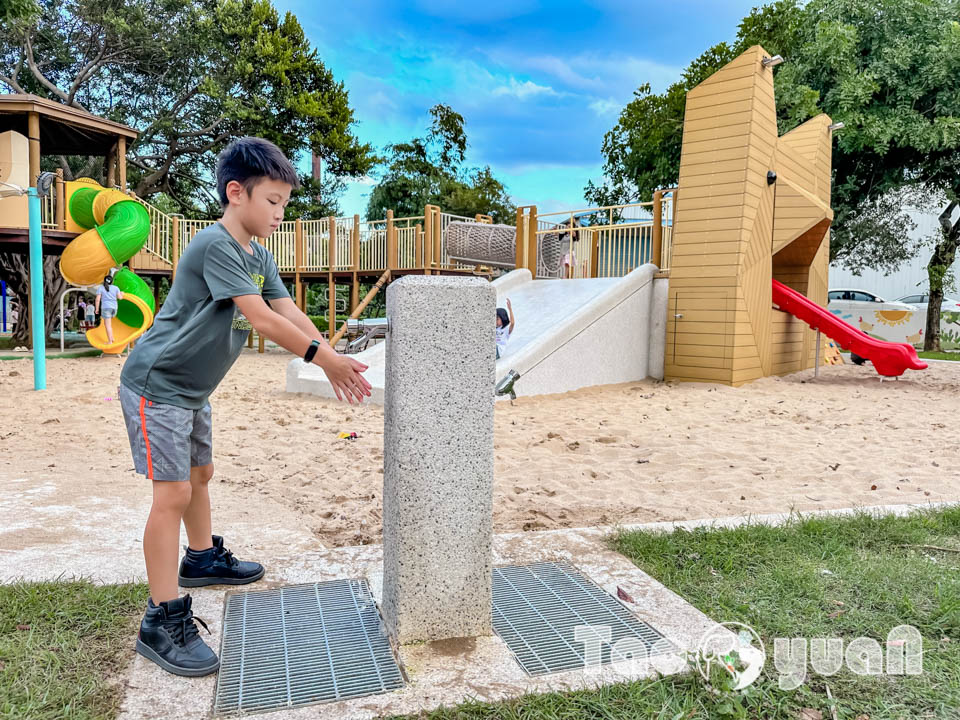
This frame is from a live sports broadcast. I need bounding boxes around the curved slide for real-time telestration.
[772,279,927,377]
[286,265,668,403]
[59,179,156,353]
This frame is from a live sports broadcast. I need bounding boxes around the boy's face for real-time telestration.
[226,177,292,238]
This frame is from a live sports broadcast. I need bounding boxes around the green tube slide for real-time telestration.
[96,201,151,266]
[68,186,100,230]
[112,267,156,329]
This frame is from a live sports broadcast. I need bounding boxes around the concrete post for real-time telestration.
[382,275,496,643]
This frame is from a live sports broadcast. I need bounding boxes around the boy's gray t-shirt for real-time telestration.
[121,222,289,408]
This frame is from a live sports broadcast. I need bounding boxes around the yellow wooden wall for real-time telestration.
[666,45,835,386]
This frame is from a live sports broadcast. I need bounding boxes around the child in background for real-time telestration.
[496,297,515,359]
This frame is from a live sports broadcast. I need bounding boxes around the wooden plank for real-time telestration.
[664,365,735,382]
[673,228,746,244]
[675,205,748,222]
[684,100,756,124]
[686,86,762,111]
[670,354,732,369]
[676,183,756,203]
[679,146,752,167]
[672,331,756,347]
[666,275,741,288]
[675,321,754,335]
[670,343,759,360]
[673,215,745,232]
[690,73,765,99]
[680,130,752,151]
[673,240,745,256]
[670,253,743,269]
[679,158,750,178]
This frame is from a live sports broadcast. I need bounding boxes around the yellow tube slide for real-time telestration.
[85,293,155,354]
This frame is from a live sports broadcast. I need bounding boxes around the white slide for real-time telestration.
[286,265,666,403]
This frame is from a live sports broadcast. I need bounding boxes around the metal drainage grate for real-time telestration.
[492,561,674,675]
[214,579,404,716]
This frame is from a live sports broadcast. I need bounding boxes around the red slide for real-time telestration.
[772,279,927,377]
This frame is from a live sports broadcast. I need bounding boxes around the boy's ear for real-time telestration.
[225,180,247,205]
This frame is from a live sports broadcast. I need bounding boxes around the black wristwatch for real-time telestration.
[303,339,321,363]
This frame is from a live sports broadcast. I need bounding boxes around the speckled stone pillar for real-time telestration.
[381,275,496,643]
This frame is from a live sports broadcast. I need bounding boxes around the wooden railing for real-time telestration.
[53,180,672,280]
[517,191,676,279]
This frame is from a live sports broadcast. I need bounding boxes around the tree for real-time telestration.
[774,0,960,350]
[0,0,376,346]
[588,0,960,349]
[0,0,375,217]
[366,104,516,224]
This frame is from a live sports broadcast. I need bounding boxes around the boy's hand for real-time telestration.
[317,353,371,404]
[506,298,512,310]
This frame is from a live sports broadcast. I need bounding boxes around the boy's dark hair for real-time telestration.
[216,137,300,207]
[496,307,509,328]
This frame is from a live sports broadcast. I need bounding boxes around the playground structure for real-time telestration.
[3,46,931,391]
[59,178,155,352]
[664,45,925,383]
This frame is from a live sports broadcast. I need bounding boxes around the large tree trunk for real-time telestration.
[0,252,70,349]
[924,202,960,352]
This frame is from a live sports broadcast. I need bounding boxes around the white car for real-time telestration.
[827,288,916,315]
[894,293,960,313]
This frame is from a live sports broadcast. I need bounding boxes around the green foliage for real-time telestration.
[0,0,39,24]
[366,104,516,224]
[0,0,376,217]
[587,0,960,275]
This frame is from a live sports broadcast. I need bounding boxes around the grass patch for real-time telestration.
[0,349,102,361]
[408,508,960,719]
[917,351,960,361]
[0,580,147,720]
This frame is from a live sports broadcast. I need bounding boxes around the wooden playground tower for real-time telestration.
[665,45,835,385]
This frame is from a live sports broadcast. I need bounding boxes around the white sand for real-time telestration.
[0,349,957,553]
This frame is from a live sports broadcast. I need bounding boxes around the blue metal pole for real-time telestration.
[27,188,45,390]
[1,280,6,333]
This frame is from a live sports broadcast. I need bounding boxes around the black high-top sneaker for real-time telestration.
[178,535,265,588]
[136,595,219,677]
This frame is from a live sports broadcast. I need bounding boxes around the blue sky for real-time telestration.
[273,0,760,218]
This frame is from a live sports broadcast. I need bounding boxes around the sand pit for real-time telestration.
[0,348,958,551]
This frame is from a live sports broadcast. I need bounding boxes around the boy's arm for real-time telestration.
[267,297,325,343]
[233,294,370,403]
[507,298,516,332]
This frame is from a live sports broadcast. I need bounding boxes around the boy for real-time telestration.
[119,137,371,677]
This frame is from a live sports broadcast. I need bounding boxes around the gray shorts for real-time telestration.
[119,384,213,481]
[101,307,117,319]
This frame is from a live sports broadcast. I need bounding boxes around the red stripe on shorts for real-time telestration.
[139,396,154,480]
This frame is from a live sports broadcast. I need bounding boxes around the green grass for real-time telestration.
[408,508,960,720]
[0,580,147,720]
[0,349,102,361]
[917,350,960,361]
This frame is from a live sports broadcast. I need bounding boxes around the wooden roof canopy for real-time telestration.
[0,94,137,155]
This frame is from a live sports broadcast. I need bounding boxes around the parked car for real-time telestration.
[827,288,916,316]
[894,293,960,313]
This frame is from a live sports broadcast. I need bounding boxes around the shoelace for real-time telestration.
[217,546,239,568]
[163,609,211,647]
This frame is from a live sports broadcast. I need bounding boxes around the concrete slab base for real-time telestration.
[116,525,714,719]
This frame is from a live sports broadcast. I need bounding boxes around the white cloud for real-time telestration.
[588,98,621,116]
[488,49,682,96]
[492,77,557,100]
